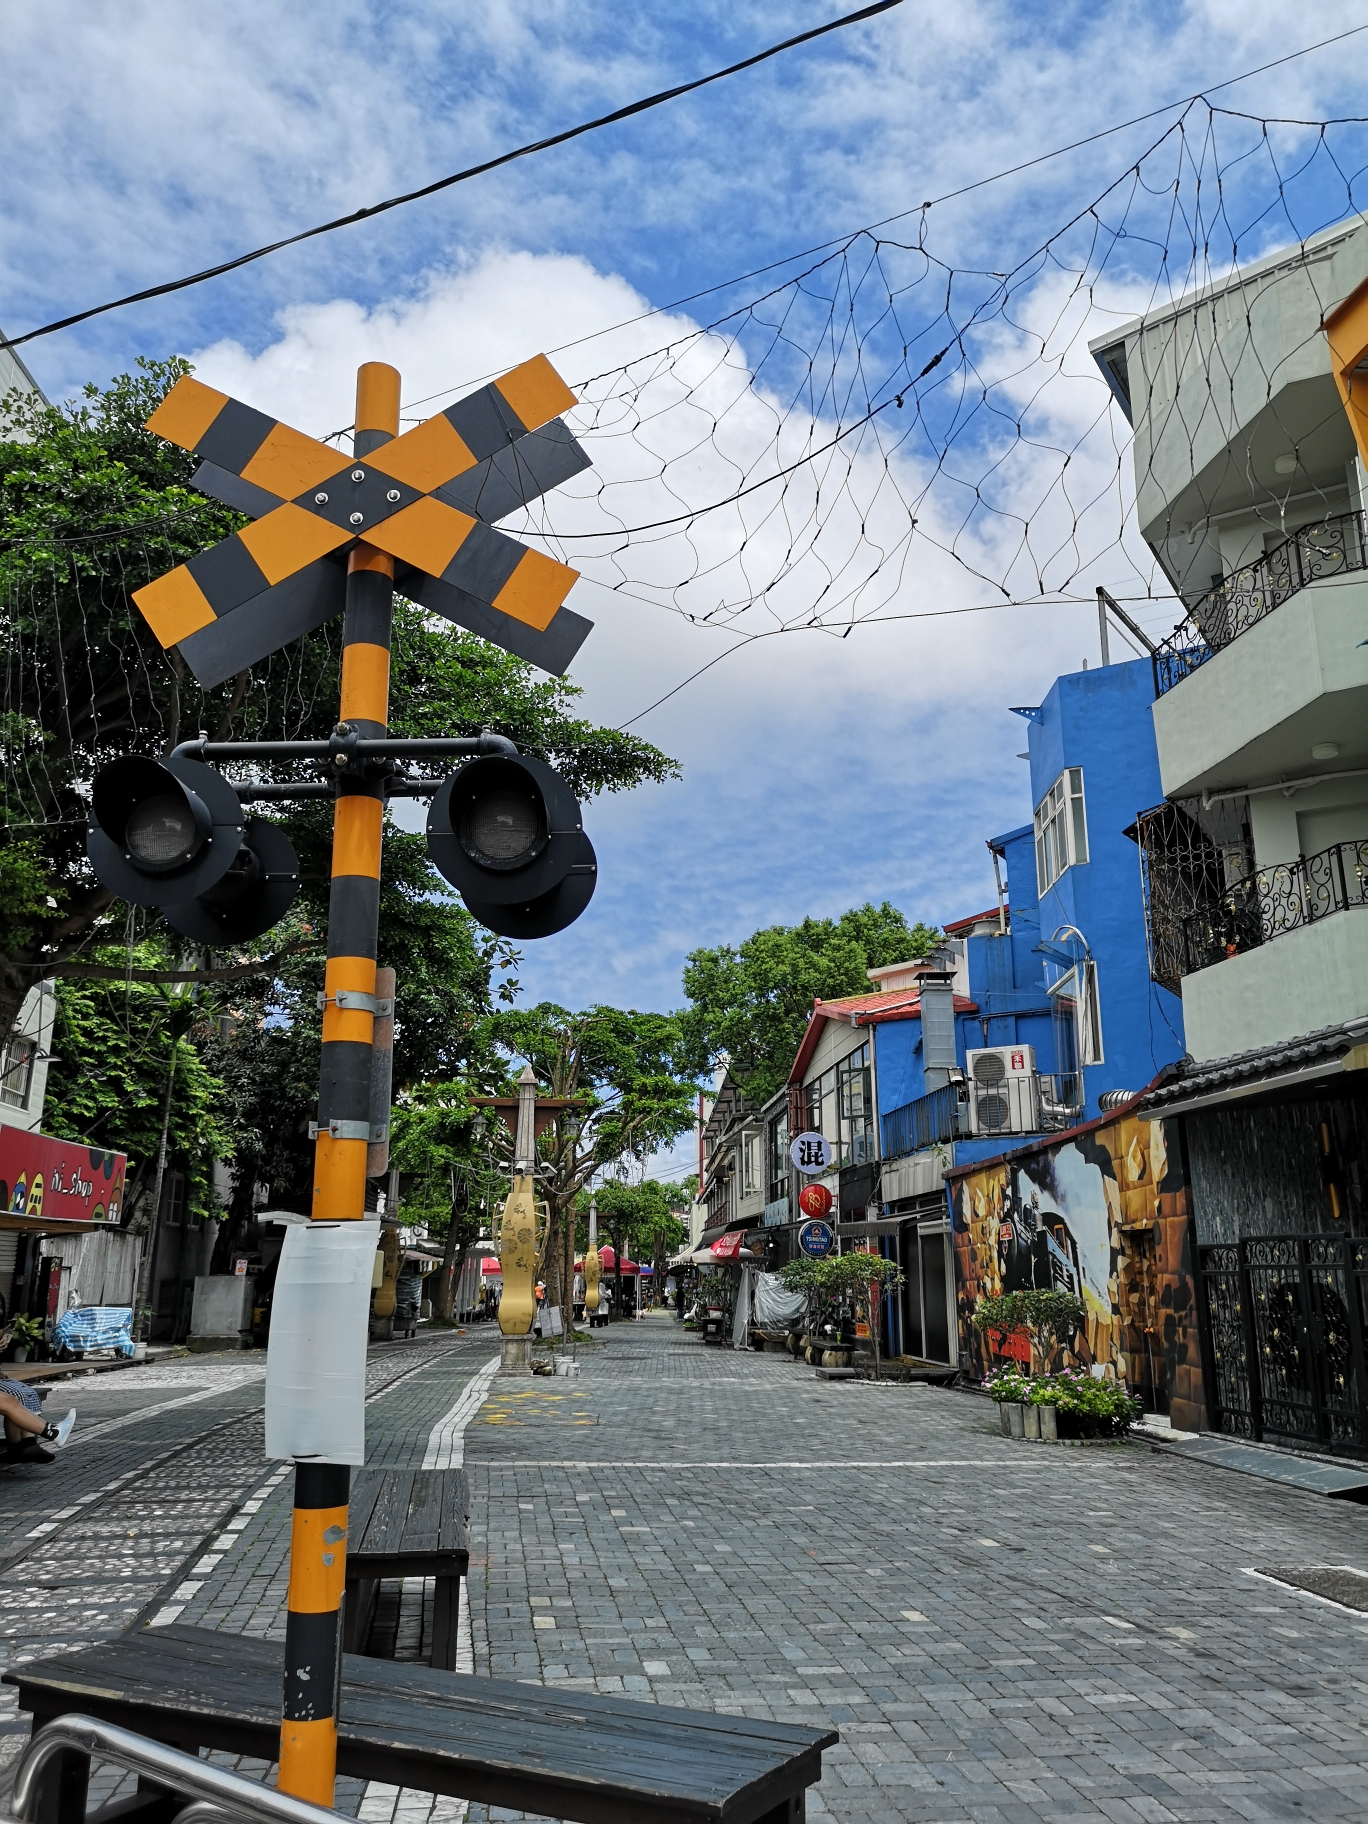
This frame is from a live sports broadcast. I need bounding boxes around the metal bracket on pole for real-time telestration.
[307,1118,372,1142]
[316,990,393,1015]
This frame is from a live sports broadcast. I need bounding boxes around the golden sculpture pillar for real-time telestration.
[498,1064,544,1373]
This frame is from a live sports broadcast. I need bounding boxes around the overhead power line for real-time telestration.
[0,0,904,356]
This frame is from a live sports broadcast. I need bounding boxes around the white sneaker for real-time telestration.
[51,1410,75,1448]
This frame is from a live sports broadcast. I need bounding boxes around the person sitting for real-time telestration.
[0,1342,75,1463]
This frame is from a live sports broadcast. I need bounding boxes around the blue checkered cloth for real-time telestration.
[52,1306,135,1357]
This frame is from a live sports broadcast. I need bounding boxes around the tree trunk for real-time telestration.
[133,1047,177,1344]
[434,1216,462,1320]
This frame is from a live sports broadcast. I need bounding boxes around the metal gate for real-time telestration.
[1198,1235,1368,1453]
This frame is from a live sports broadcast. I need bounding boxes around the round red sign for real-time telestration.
[798,1182,833,1219]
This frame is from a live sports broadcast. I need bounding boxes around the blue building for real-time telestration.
[1012,656,1186,1119]
[776,653,1187,1365]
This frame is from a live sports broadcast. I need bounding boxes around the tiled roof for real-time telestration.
[787,987,980,1083]
[942,907,999,934]
[1141,1017,1368,1111]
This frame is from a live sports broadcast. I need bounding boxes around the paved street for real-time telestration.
[6,1320,1368,1821]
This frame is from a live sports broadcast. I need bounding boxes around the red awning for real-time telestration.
[575,1247,640,1274]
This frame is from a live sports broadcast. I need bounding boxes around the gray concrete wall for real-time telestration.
[1152,574,1368,798]
[1180,914,1368,1060]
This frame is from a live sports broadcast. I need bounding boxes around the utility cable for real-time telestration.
[0,0,903,355]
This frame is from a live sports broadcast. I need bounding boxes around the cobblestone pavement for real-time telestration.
[11,1318,1368,1823]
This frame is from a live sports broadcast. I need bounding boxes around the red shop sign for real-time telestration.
[0,1125,127,1226]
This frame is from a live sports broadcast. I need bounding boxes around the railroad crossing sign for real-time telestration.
[133,354,593,687]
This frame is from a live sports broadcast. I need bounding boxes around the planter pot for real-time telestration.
[1039,1404,1058,1442]
[1007,1402,1025,1439]
[1022,1404,1041,1441]
[998,1403,1013,1437]
[10,1346,28,1365]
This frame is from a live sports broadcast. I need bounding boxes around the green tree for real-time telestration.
[680,903,940,1102]
[583,1178,688,1312]
[0,361,676,1037]
[2,362,679,1248]
[479,1005,699,1317]
[41,956,231,1229]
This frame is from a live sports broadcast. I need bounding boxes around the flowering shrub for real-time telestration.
[983,1364,1033,1403]
[1029,1367,1141,1436]
[988,1363,1141,1436]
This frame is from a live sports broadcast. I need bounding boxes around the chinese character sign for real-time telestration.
[789,1131,832,1175]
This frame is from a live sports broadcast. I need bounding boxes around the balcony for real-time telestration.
[881,1073,1084,1159]
[1134,813,1368,1056]
[1153,509,1368,697]
[1135,810,1368,991]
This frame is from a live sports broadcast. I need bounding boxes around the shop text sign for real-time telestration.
[789,1131,831,1175]
[0,1125,126,1225]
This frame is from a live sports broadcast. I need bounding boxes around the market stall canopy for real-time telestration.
[575,1247,642,1274]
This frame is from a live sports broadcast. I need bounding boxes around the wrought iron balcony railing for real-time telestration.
[1136,822,1368,990]
[1153,508,1368,696]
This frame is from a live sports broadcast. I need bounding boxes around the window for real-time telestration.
[836,1043,875,1166]
[742,1134,760,1196]
[159,1170,186,1229]
[0,1035,35,1110]
[766,1109,789,1204]
[1034,768,1089,893]
[1049,962,1103,1070]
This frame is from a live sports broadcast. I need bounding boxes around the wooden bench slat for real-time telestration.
[6,1626,835,1824]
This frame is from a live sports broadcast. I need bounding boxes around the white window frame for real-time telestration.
[0,1035,36,1110]
[1048,961,1104,1068]
[742,1134,760,1196]
[1034,767,1089,894]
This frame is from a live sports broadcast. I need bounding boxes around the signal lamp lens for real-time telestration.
[460,791,540,868]
[125,795,203,868]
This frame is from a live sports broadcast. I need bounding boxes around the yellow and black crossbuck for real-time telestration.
[134,355,594,688]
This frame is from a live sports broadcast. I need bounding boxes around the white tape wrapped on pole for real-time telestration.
[265,1219,379,1465]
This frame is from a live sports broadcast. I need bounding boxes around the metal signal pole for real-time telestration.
[277,361,400,1806]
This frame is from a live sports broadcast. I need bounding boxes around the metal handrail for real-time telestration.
[1153,507,1368,696]
[6,1715,347,1824]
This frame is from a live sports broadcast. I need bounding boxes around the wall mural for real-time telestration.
[950,1111,1207,1429]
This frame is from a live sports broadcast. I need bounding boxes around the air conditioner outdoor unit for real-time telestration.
[964,1045,1038,1137]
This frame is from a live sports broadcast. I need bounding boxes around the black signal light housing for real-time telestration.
[427,753,596,937]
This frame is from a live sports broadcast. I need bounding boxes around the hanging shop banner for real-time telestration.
[789,1131,832,1175]
[710,1229,744,1260]
[0,1125,126,1226]
[798,1219,834,1257]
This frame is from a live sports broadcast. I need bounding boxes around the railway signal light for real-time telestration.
[426,753,597,938]
[86,754,299,941]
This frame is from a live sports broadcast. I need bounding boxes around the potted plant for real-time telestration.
[7,1314,43,1364]
[1032,1368,1141,1440]
[983,1362,1033,1436]
[971,1289,1087,1376]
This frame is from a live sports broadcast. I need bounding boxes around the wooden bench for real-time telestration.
[342,1468,468,1670]
[6,1623,835,1824]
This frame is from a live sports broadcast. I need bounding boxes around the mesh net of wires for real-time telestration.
[442,98,1368,670]
[10,100,1368,840]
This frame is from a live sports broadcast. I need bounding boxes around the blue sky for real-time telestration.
[6,2,1368,1172]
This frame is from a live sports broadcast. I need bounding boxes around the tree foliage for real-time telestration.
[1,361,680,1243]
[478,1004,699,1310]
[41,954,231,1226]
[680,902,940,1102]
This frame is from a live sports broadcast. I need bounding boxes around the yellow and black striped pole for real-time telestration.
[278,361,400,1807]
